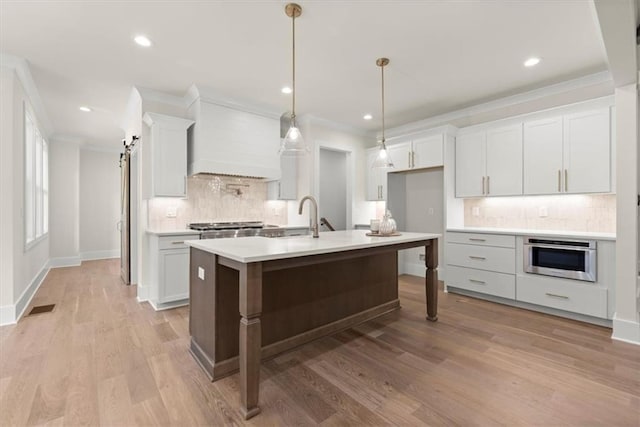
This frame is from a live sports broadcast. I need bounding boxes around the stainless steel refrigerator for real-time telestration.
[119,145,131,285]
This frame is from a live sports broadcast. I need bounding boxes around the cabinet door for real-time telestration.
[412,134,444,169]
[455,131,485,197]
[387,142,412,171]
[159,248,189,303]
[523,117,563,195]
[366,148,386,201]
[153,125,187,197]
[563,109,611,194]
[485,124,523,196]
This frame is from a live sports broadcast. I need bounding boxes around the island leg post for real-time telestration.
[239,262,263,419]
[425,239,439,321]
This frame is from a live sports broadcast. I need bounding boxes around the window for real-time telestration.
[24,106,48,248]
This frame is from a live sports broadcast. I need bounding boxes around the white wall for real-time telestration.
[0,66,50,324]
[49,140,80,262]
[319,148,347,230]
[289,117,376,228]
[614,83,640,344]
[0,67,15,311]
[79,149,120,258]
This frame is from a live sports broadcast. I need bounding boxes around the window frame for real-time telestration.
[24,103,49,251]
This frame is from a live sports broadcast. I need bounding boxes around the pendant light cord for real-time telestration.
[291,12,296,125]
[381,62,385,145]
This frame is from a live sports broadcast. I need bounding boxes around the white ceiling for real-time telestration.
[0,1,608,148]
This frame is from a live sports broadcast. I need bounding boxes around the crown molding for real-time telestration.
[302,114,370,138]
[1,53,54,137]
[136,86,187,109]
[382,71,613,139]
[185,84,281,120]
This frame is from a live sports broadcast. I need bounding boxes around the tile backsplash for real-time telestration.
[148,175,288,230]
[464,194,616,232]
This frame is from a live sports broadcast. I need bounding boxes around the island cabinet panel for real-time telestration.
[189,248,401,381]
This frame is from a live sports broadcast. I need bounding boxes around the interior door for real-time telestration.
[120,152,130,285]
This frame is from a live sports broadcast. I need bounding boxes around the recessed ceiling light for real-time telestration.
[281,86,292,94]
[134,35,152,47]
[363,114,373,120]
[524,57,541,67]
[79,106,91,112]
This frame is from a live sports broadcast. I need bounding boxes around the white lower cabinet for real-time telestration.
[446,231,613,322]
[447,265,516,299]
[149,233,195,310]
[516,274,607,319]
[446,232,516,299]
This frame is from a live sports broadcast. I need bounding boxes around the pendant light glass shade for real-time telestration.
[372,57,394,169]
[279,3,309,156]
[371,140,394,168]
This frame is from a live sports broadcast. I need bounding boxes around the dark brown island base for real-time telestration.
[185,230,440,419]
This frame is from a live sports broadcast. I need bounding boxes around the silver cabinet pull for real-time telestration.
[278,182,281,199]
[557,170,561,192]
[469,279,486,284]
[564,169,568,192]
[469,255,486,260]
[411,151,415,168]
[184,176,187,194]
[469,238,486,242]
[172,241,185,245]
[482,176,486,195]
[486,176,490,195]
[408,151,411,168]
[545,292,569,300]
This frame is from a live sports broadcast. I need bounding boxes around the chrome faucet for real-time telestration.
[298,195,319,238]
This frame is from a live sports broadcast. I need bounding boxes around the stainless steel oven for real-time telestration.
[524,237,596,282]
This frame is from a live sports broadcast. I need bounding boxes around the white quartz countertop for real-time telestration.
[447,227,616,241]
[146,229,201,236]
[186,230,441,263]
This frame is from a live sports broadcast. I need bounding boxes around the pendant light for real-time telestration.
[279,3,309,156]
[371,57,394,169]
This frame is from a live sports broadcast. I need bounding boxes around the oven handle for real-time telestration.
[524,244,595,252]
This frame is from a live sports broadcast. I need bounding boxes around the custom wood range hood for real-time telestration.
[185,84,282,180]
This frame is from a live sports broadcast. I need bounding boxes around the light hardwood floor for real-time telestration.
[1,259,638,426]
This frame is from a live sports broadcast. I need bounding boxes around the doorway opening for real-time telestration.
[319,148,349,231]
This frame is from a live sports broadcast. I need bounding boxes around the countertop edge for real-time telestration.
[446,227,616,241]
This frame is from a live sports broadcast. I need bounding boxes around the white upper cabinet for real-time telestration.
[366,147,387,201]
[412,134,444,169]
[455,131,486,197]
[523,117,564,195]
[143,112,194,198]
[456,124,523,197]
[485,124,523,196]
[523,108,611,195]
[387,142,411,170]
[267,155,297,200]
[562,109,610,194]
[386,135,444,172]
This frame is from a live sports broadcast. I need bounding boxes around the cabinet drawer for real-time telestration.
[447,232,515,248]
[446,243,515,274]
[159,235,198,250]
[447,266,515,299]
[516,274,608,318]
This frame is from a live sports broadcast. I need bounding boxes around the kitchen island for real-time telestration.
[186,230,440,419]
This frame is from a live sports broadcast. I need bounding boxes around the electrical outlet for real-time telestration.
[472,206,480,217]
[198,267,205,280]
[538,206,548,217]
[419,253,425,261]
[166,206,177,218]
[428,207,434,215]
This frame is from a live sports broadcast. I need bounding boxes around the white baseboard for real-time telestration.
[136,282,149,302]
[80,249,120,261]
[0,262,50,326]
[612,314,640,345]
[49,256,82,268]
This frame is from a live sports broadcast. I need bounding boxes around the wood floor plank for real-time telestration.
[0,260,637,426]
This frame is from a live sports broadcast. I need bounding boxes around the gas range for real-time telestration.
[188,221,284,239]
